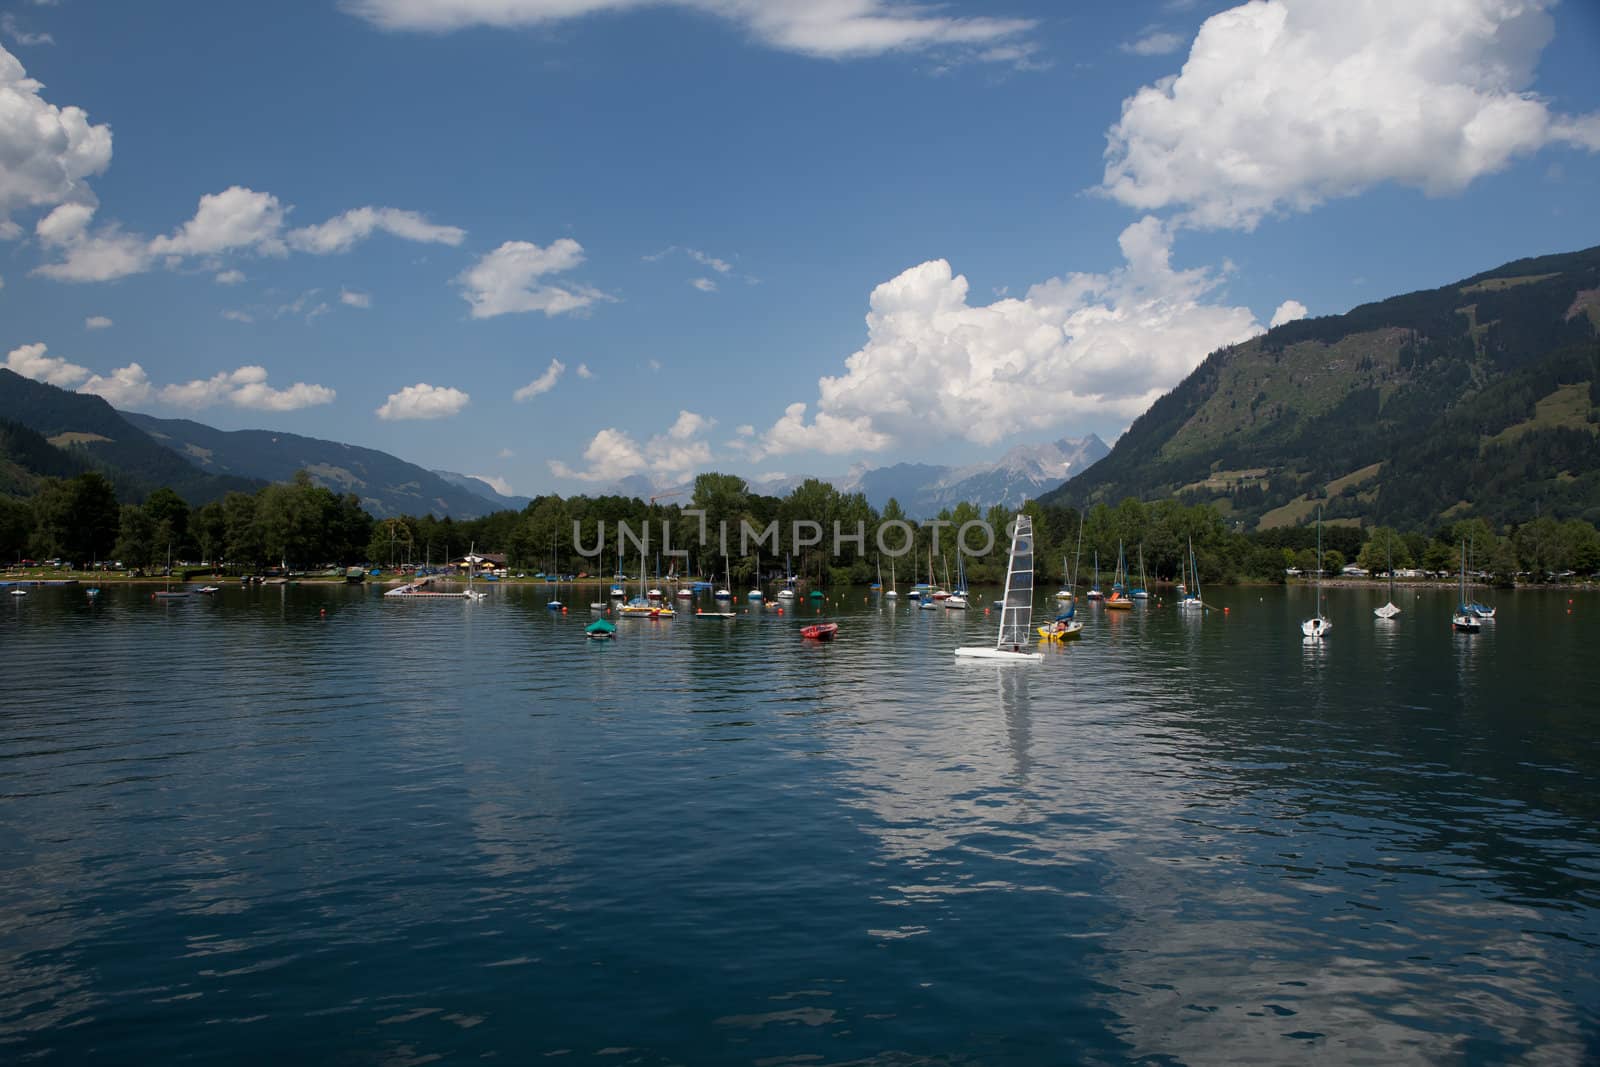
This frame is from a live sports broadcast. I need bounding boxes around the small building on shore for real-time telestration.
[453,552,507,576]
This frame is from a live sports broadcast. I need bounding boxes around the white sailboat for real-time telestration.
[885,557,899,600]
[747,551,763,601]
[715,553,732,601]
[944,552,969,609]
[1300,510,1331,638]
[777,554,796,599]
[955,512,1043,662]
[1177,538,1205,611]
[1452,540,1481,632]
[1374,535,1401,619]
[1055,554,1074,601]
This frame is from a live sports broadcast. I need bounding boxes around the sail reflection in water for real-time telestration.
[0,582,1595,1064]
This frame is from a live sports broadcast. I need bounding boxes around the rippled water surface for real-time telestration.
[2,582,1598,1064]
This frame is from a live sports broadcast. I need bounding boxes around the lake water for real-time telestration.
[2,582,1597,1064]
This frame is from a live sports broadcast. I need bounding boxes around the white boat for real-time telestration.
[1300,512,1331,638]
[1178,538,1206,612]
[1086,550,1103,601]
[1055,554,1074,600]
[777,554,796,599]
[956,512,1043,662]
[1375,538,1401,619]
[944,552,969,609]
[1452,540,1481,632]
[884,557,898,599]
[715,552,733,601]
[8,588,26,597]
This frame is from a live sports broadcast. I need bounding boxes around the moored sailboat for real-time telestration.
[1452,540,1481,632]
[1375,536,1401,619]
[1300,511,1332,638]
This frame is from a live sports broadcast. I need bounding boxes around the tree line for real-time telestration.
[4,469,1598,585]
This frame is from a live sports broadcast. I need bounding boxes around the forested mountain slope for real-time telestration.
[1042,245,1600,528]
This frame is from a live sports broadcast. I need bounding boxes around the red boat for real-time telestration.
[800,622,838,641]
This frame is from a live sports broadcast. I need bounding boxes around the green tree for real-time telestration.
[1356,526,1412,573]
[192,500,226,564]
[0,495,33,563]
[1421,539,1455,575]
[143,486,191,559]
[113,504,157,570]
[223,492,263,567]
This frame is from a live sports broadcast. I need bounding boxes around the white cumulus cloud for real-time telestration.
[0,43,110,230]
[32,202,152,282]
[215,268,246,285]
[576,362,593,379]
[84,314,112,330]
[161,365,335,411]
[287,205,465,254]
[346,0,1036,63]
[376,382,470,420]
[550,410,713,483]
[753,216,1268,457]
[3,341,87,386]
[457,238,609,319]
[1101,0,1600,231]
[469,473,515,497]
[340,289,372,308]
[149,186,288,257]
[80,362,152,407]
[3,345,326,412]
[1269,299,1308,328]
[513,357,565,401]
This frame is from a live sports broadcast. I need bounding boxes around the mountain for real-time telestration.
[924,436,1110,514]
[838,436,1109,516]
[1040,245,1600,529]
[121,412,509,518]
[0,369,260,502]
[434,470,532,511]
[0,417,95,496]
[599,436,1109,515]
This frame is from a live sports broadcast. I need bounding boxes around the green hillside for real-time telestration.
[121,413,505,519]
[0,370,260,503]
[1042,245,1600,529]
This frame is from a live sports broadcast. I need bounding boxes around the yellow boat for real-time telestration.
[1037,621,1083,641]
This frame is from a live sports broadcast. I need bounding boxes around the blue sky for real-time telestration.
[3,0,1598,497]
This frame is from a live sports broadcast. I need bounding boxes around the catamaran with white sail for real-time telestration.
[956,512,1043,662]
